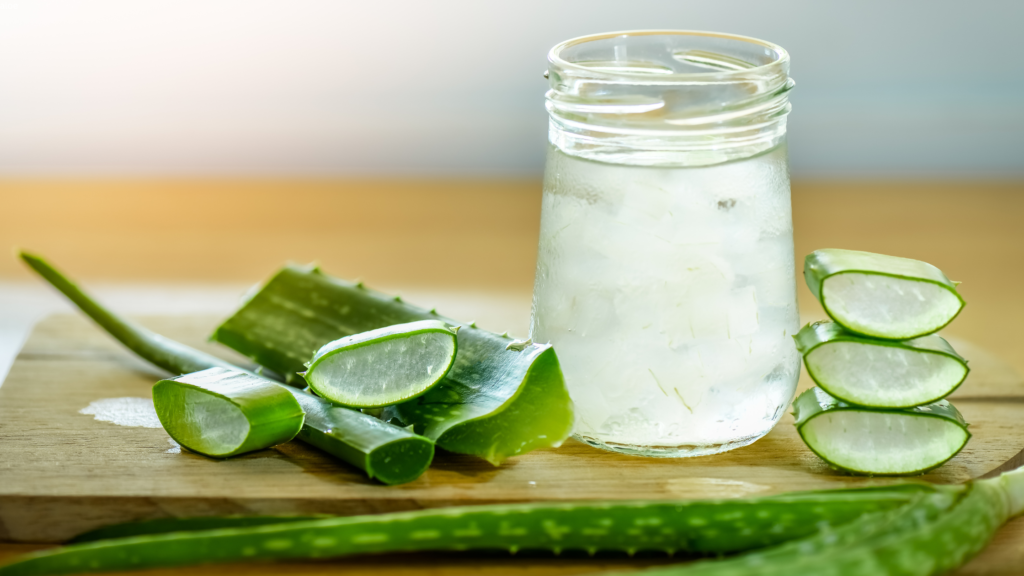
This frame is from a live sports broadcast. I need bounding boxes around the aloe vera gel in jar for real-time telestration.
[530,31,800,457]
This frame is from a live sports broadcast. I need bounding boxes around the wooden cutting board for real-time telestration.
[2,314,1023,547]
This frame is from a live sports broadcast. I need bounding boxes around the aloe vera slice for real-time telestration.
[804,249,965,340]
[211,265,574,465]
[793,387,971,475]
[303,320,457,408]
[19,253,433,485]
[0,486,934,575]
[794,321,969,408]
[153,367,304,458]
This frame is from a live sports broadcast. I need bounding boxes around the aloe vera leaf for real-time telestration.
[0,486,934,575]
[69,516,327,543]
[303,320,458,408]
[793,387,971,475]
[153,367,305,458]
[210,264,574,465]
[19,252,433,484]
[794,321,969,408]
[804,249,965,340]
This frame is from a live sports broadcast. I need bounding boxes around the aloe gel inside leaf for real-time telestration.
[806,340,968,408]
[156,386,251,456]
[821,272,962,339]
[305,322,457,408]
[801,411,969,475]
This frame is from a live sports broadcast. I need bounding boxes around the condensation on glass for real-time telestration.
[530,30,801,457]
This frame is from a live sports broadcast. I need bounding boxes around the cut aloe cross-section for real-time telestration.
[804,249,965,340]
[303,320,457,408]
[793,387,971,476]
[794,321,969,408]
[153,367,305,458]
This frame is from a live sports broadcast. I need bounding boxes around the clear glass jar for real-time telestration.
[530,30,800,458]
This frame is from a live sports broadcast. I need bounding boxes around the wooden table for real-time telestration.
[2,179,1023,575]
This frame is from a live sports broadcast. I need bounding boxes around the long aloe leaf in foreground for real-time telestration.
[0,485,933,575]
[18,252,433,485]
[211,264,574,465]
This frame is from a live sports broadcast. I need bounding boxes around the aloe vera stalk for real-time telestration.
[303,320,458,408]
[211,264,574,465]
[289,389,433,485]
[19,252,239,376]
[804,249,965,340]
[794,321,969,408]
[793,387,971,475]
[18,252,433,485]
[0,486,935,575]
[153,367,305,458]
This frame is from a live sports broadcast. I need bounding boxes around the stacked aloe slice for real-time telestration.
[794,249,970,475]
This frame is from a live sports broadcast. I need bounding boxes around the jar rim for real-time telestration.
[548,29,790,82]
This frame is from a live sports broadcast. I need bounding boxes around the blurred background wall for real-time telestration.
[1,0,1021,178]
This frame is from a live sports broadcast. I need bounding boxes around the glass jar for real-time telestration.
[530,30,800,458]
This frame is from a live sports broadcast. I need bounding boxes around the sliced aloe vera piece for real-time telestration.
[804,249,965,339]
[793,387,970,475]
[153,367,304,458]
[211,265,574,465]
[794,321,969,408]
[20,252,433,485]
[303,320,457,408]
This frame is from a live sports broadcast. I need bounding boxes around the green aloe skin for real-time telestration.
[794,321,969,408]
[19,253,434,485]
[0,485,940,575]
[804,249,965,340]
[793,388,971,476]
[153,367,305,458]
[211,264,575,465]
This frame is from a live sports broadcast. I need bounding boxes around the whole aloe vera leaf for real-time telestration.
[18,252,433,485]
[210,264,574,465]
[793,387,971,476]
[803,249,965,340]
[794,320,969,408]
[154,367,305,458]
[304,319,458,408]
[0,486,934,575]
